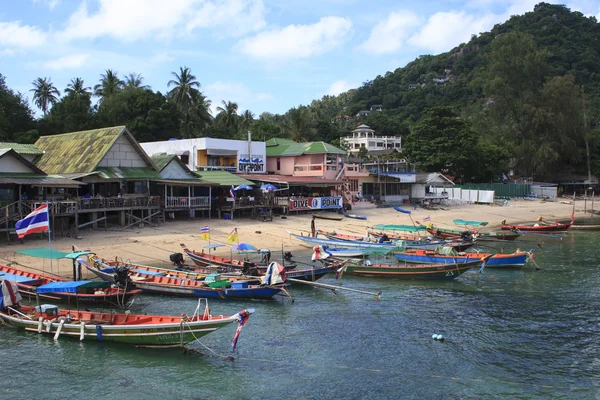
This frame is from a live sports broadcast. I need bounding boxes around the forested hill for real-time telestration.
[319,2,600,136]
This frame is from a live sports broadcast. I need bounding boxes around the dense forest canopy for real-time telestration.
[0,3,599,181]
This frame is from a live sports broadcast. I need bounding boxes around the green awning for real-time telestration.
[15,248,70,259]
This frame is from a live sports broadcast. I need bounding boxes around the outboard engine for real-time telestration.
[113,266,131,287]
[169,252,185,267]
[284,251,293,262]
[242,261,259,276]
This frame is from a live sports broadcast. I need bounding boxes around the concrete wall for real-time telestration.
[98,134,148,168]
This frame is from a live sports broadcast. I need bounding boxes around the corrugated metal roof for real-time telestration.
[238,174,342,186]
[0,143,43,155]
[265,138,346,157]
[35,126,126,174]
[154,179,218,187]
[193,170,254,186]
[150,154,176,171]
[95,167,162,180]
[0,176,85,187]
[0,149,46,175]
[265,138,296,147]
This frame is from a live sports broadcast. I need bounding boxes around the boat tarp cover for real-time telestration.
[36,280,112,293]
[132,268,164,276]
[394,206,412,214]
[0,272,41,284]
[62,251,94,259]
[15,248,70,259]
[373,224,427,232]
[453,219,489,227]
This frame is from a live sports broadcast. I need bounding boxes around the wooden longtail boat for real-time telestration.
[0,265,140,306]
[180,244,296,272]
[312,213,344,221]
[425,225,520,241]
[324,257,487,279]
[0,297,253,347]
[501,213,574,233]
[394,248,529,268]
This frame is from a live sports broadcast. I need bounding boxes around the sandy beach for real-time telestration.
[0,198,588,278]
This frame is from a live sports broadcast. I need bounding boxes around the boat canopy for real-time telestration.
[0,272,42,284]
[453,219,489,227]
[62,251,95,260]
[36,280,112,294]
[373,224,427,232]
[393,206,412,214]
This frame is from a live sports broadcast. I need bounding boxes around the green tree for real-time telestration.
[124,73,149,89]
[0,74,35,141]
[239,109,255,136]
[94,69,124,102]
[167,66,212,137]
[215,100,239,132]
[283,106,314,141]
[64,78,91,96]
[30,77,60,115]
[43,90,94,134]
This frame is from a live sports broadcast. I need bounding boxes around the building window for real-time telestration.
[180,154,189,164]
[368,142,375,147]
[277,157,281,171]
[354,143,360,149]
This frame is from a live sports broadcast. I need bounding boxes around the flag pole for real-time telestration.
[47,202,53,274]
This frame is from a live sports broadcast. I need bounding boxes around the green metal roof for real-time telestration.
[0,143,43,155]
[95,167,162,180]
[150,154,176,171]
[265,138,296,146]
[194,170,254,186]
[34,126,156,175]
[265,138,346,157]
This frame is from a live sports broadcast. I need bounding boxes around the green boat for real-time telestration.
[205,273,232,288]
[334,257,486,279]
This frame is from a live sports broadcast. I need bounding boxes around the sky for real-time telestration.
[1,0,599,116]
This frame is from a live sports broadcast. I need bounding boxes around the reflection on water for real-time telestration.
[1,232,599,399]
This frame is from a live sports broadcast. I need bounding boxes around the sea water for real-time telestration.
[1,232,599,399]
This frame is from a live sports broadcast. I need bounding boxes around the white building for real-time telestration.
[140,137,267,174]
[343,124,402,154]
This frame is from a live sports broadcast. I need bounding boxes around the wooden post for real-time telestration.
[591,191,595,216]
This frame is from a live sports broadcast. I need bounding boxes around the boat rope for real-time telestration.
[526,251,542,271]
[182,321,235,360]
[233,356,594,393]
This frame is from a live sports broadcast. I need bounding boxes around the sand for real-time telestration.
[0,197,587,279]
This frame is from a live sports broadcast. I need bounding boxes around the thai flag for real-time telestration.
[423,216,431,222]
[230,185,235,198]
[15,204,49,239]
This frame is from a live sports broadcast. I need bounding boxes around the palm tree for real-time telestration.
[93,69,124,101]
[30,77,60,115]
[216,100,239,130]
[124,72,148,89]
[283,106,314,141]
[64,77,91,96]
[182,93,213,138]
[167,66,200,111]
[239,109,255,136]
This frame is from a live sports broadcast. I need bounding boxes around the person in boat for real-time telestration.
[379,233,389,243]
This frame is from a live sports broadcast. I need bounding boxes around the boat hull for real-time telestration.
[343,260,483,279]
[394,252,527,268]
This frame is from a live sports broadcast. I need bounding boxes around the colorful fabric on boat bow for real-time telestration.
[232,309,253,352]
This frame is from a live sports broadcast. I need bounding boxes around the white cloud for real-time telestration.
[324,80,356,96]
[359,11,421,55]
[238,16,353,60]
[205,80,273,114]
[42,53,89,69]
[408,11,498,53]
[57,0,267,43]
[33,0,61,10]
[0,21,47,49]
[186,0,266,37]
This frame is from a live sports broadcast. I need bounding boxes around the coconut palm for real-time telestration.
[239,109,255,135]
[64,77,91,96]
[167,66,200,111]
[216,100,239,130]
[283,106,314,141]
[181,93,213,138]
[30,77,60,115]
[93,69,124,101]
[124,72,148,89]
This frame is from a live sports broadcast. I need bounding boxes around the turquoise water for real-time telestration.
[1,232,599,399]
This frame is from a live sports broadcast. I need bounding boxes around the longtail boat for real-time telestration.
[0,288,253,347]
[394,248,530,268]
[501,213,574,233]
[323,258,487,279]
[180,244,296,272]
[0,265,140,306]
[425,224,520,241]
[342,211,367,220]
[312,213,344,221]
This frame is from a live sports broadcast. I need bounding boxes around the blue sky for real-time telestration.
[1,0,599,116]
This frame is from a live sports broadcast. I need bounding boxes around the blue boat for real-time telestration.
[342,211,367,220]
[394,206,412,214]
[394,248,529,268]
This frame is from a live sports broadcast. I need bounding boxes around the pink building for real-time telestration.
[265,138,346,179]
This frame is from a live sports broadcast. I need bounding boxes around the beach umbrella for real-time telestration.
[231,243,257,251]
[260,184,277,192]
[234,184,253,191]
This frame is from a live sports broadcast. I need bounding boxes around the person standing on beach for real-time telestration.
[311,216,316,237]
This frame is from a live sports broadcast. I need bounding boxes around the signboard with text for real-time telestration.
[289,196,343,211]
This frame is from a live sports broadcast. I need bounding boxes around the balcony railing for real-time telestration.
[165,196,210,209]
[196,165,237,173]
